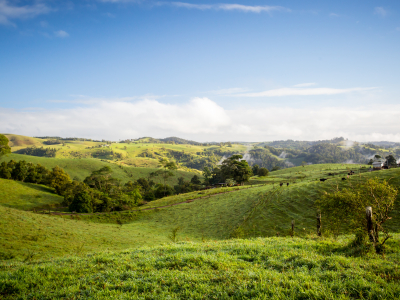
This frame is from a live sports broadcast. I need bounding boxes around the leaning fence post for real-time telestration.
[366,206,375,245]
[317,213,322,236]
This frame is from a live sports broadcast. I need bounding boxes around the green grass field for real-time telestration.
[1,236,400,299]
[0,178,63,210]
[1,162,400,299]
[0,154,196,185]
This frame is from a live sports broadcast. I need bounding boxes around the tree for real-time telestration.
[368,159,374,165]
[84,166,120,195]
[258,167,269,176]
[11,160,28,181]
[69,191,93,213]
[318,178,397,252]
[190,175,201,185]
[220,155,252,185]
[0,134,11,157]
[159,159,177,196]
[374,154,382,160]
[202,167,212,185]
[252,164,260,176]
[385,154,397,167]
[48,166,71,195]
[271,166,281,171]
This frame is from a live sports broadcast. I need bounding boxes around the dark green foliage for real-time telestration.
[0,134,11,157]
[154,184,174,198]
[258,167,269,176]
[43,139,62,145]
[69,191,93,213]
[252,164,259,175]
[190,175,201,185]
[386,154,397,167]
[15,146,57,157]
[210,155,252,185]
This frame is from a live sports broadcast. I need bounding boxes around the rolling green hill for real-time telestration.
[0,154,196,185]
[1,165,399,261]
[0,178,63,210]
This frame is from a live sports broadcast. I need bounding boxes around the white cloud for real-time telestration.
[0,0,51,25]
[166,2,289,13]
[1,98,400,142]
[54,30,69,38]
[211,87,250,95]
[374,7,387,17]
[293,83,316,88]
[329,13,339,17]
[235,87,375,97]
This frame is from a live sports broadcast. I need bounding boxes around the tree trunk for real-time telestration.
[366,206,375,245]
[317,213,322,236]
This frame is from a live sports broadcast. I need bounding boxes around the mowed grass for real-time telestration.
[1,236,400,299]
[0,154,196,185]
[0,178,63,210]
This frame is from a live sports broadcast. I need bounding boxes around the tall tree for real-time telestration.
[0,134,11,157]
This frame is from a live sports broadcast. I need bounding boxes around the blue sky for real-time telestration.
[1,0,400,141]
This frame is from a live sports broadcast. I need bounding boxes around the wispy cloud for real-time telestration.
[0,0,51,26]
[54,30,69,38]
[211,87,250,95]
[374,7,387,17]
[293,83,316,88]
[163,2,290,13]
[329,13,339,17]
[235,87,376,97]
[2,98,400,142]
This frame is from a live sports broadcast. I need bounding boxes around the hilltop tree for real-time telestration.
[69,191,93,213]
[0,134,11,157]
[84,166,120,195]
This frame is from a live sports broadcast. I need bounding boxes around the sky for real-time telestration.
[0,0,399,142]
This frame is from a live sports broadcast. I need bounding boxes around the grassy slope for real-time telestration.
[0,179,63,210]
[4,134,247,170]
[1,165,399,261]
[1,236,400,299]
[0,154,195,185]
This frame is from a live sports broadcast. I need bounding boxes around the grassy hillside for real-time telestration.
[1,165,398,262]
[1,236,400,299]
[0,179,63,210]
[0,154,196,185]
[3,134,44,151]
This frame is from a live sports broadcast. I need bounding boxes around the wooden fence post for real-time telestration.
[366,206,375,245]
[317,213,322,236]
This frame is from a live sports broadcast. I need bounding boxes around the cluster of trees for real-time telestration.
[0,160,70,194]
[247,148,286,171]
[15,146,57,157]
[303,143,366,164]
[204,155,253,186]
[43,139,62,145]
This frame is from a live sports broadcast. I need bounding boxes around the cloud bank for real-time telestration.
[236,87,375,97]
[1,98,400,142]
